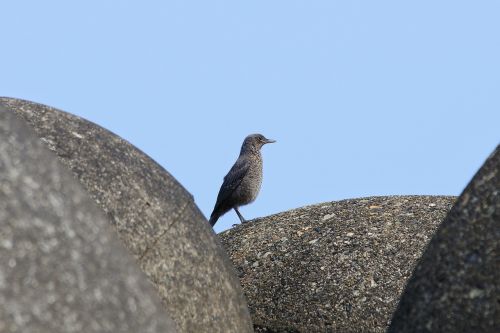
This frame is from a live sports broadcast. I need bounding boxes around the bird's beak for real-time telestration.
[265,139,276,144]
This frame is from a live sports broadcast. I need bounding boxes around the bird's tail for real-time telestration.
[209,213,219,227]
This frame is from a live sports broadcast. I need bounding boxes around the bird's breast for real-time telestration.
[236,161,263,204]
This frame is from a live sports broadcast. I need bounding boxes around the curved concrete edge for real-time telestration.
[0,106,177,332]
[220,195,456,332]
[1,97,254,332]
[388,145,500,333]
[141,202,253,330]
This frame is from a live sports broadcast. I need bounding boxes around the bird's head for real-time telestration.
[241,133,276,153]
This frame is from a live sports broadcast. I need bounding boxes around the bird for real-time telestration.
[209,134,275,227]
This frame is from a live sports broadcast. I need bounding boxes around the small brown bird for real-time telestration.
[209,134,275,227]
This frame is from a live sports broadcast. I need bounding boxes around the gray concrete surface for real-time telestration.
[220,196,456,332]
[388,145,500,333]
[0,107,177,333]
[1,97,253,333]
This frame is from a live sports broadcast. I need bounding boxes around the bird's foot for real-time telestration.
[232,220,247,227]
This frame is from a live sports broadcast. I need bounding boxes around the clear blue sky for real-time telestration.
[2,1,499,232]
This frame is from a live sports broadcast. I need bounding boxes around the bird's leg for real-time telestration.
[234,207,247,223]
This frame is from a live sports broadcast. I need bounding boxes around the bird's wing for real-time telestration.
[213,159,249,212]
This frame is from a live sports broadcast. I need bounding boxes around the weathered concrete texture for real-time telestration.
[0,97,253,333]
[388,146,500,333]
[0,108,177,333]
[220,196,457,333]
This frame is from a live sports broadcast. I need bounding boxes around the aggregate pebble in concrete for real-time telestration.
[388,145,500,333]
[1,97,253,333]
[220,195,456,333]
[0,107,177,333]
